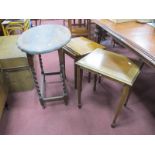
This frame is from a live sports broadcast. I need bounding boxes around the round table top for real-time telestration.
[17,24,71,55]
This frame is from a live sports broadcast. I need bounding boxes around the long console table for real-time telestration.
[92,19,155,67]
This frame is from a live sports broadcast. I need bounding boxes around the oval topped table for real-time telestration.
[17,24,71,108]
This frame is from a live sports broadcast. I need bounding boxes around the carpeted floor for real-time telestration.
[0,20,155,135]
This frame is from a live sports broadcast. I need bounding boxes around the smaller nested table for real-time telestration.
[17,24,71,108]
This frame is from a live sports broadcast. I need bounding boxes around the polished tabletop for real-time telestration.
[65,37,105,56]
[76,48,140,86]
[92,19,155,67]
[17,24,71,55]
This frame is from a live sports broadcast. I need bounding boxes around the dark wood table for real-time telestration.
[92,19,155,67]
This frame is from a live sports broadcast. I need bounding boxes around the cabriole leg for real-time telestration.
[111,84,131,128]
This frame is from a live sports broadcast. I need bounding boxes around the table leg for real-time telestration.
[93,74,97,92]
[77,66,83,108]
[61,49,66,79]
[27,54,45,108]
[38,54,45,75]
[88,72,91,83]
[74,59,78,89]
[58,49,68,105]
[111,84,130,128]
[95,25,102,43]
[98,76,101,83]
[38,54,46,98]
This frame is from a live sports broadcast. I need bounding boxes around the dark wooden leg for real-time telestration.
[38,54,44,75]
[39,54,47,99]
[27,54,45,109]
[77,65,82,108]
[74,59,78,89]
[111,84,130,128]
[62,49,66,79]
[80,69,83,91]
[93,74,97,91]
[95,25,102,43]
[63,50,66,79]
[88,72,91,83]
[58,49,63,70]
[98,76,101,83]
[58,49,68,105]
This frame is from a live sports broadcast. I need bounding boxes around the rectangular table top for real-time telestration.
[92,19,155,67]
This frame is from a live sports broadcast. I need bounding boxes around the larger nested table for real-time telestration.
[17,24,71,108]
[92,19,155,67]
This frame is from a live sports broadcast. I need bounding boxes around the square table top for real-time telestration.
[76,48,140,86]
